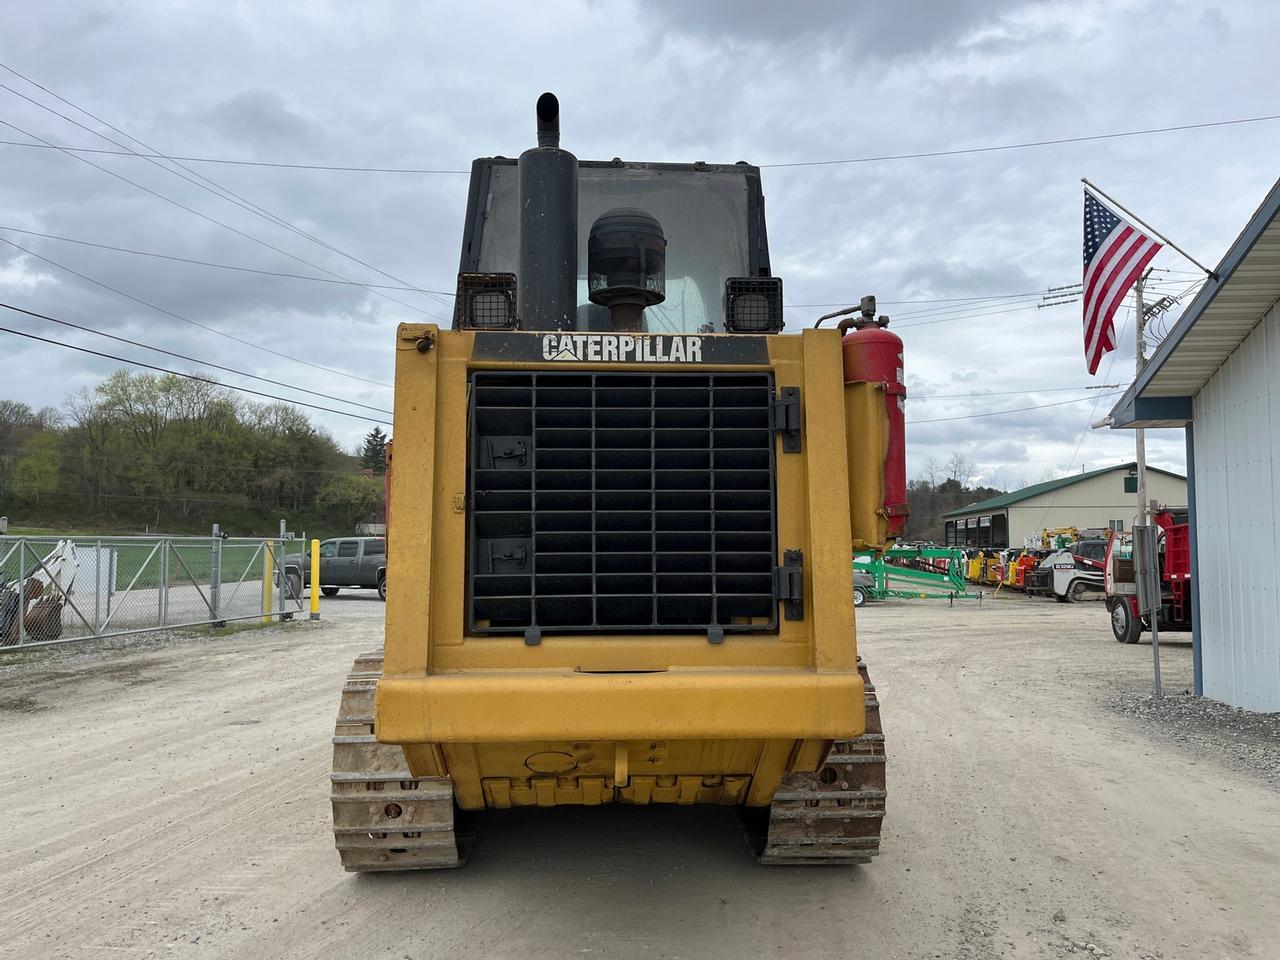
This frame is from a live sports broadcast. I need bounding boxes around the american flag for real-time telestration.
[1082,191,1163,374]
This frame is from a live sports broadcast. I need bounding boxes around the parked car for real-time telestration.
[853,568,876,607]
[284,537,387,601]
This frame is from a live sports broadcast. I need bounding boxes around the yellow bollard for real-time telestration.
[310,538,321,621]
[262,542,274,624]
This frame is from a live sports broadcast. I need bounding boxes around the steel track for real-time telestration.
[330,654,885,870]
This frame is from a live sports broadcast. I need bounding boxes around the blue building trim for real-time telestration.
[1111,395,1193,429]
[1186,423,1203,696]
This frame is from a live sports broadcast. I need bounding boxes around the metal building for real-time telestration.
[941,462,1187,549]
[1109,176,1280,711]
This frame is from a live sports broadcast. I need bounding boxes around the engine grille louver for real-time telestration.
[468,371,779,636]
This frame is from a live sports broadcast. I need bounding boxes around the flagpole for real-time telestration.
[1082,178,1218,279]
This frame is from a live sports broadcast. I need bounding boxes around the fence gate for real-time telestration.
[0,533,304,648]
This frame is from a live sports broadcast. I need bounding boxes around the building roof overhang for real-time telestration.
[1110,176,1280,429]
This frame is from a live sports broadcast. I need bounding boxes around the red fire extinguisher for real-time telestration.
[839,306,908,544]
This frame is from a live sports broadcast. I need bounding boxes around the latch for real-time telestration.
[487,540,528,570]
[486,437,529,467]
[772,387,802,453]
[773,549,804,621]
[480,538,529,573]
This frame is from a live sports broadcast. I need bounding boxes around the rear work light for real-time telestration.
[724,277,784,333]
[454,272,519,330]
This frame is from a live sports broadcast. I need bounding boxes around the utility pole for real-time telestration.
[1135,267,1151,528]
[1135,266,1162,697]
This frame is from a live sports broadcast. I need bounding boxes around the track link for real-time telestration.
[330,651,466,872]
[745,659,886,865]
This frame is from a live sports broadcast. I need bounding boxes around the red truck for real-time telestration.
[1103,509,1193,643]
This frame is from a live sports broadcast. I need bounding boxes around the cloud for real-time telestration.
[644,0,1031,57]
[899,258,1040,298]
[199,89,321,148]
[0,0,1277,466]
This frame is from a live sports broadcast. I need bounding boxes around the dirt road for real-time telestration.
[2,591,1277,959]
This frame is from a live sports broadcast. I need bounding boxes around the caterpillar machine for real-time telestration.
[329,94,908,870]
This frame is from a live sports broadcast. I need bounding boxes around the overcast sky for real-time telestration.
[1,1,1277,486]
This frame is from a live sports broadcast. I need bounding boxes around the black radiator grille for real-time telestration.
[468,371,778,635]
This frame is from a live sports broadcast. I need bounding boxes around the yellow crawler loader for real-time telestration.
[330,94,907,869]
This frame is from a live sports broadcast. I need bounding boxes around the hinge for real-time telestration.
[772,387,802,453]
[774,549,804,621]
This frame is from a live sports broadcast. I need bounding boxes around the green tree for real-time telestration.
[904,453,1008,542]
[2,368,356,529]
[0,399,38,509]
[359,426,388,474]
[13,430,60,505]
[316,474,384,531]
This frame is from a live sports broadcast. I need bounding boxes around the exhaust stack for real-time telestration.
[518,93,578,330]
[536,91,560,148]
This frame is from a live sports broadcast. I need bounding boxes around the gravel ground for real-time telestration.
[2,588,1278,959]
[1111,688,1280,789]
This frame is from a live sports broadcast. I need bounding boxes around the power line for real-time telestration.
[0,234,1054,307]
[0,137,471,174]
[5,221,1191,324]
[0,224,454,294]
[0,65,453,318]
[907,392,1123,425]
[851,278,1179,313]
[0,117,445,326]
[787,290,1051,309]
[890,282,1184,331]
[760,114,1280,169]
[0,301,393,416]
[0,235,393,389]
[2,112,1277,174]
[0,221,1188,352]
[895,301,1053,329]
[1144,276,1205,349]
[789,281,1187,325]
[788,290,1058,318]
[892,292,1061,322]
[911,384,1122,402]
[0,321,392,426]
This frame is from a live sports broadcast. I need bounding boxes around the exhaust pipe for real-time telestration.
[518,92,578,330]
[536,91,560,148]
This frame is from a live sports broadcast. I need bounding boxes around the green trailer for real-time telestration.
[853,546,977,605]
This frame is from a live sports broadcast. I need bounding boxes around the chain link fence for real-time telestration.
[0,534,305,647]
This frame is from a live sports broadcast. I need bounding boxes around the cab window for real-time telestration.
[318,541,338,558]
[337,541,359,558]
[1076,541,1106,562]
[364,539,386,557]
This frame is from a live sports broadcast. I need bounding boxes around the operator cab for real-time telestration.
[453,93,780,335]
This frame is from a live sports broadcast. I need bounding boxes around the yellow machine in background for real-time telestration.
[1002,549,1026,588]
[966,551,986,582]
[1040,526,1080,549]
[330,95,907,870]
[983,554,1003,585]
